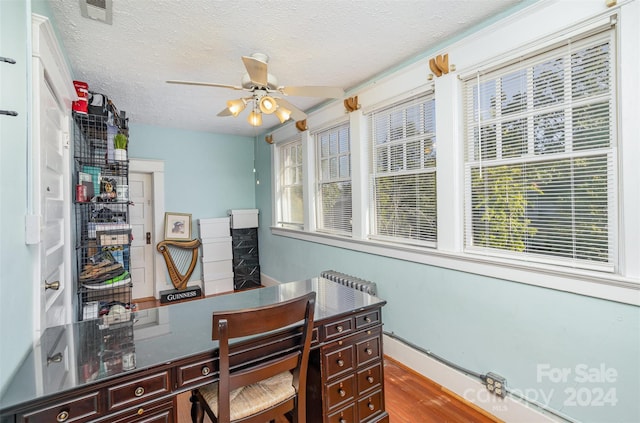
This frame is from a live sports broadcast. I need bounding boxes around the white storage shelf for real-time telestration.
[201,237,233,262]
[199,217,231,238]
[229,209,259,229]
[202,260,233,281]
[199,217,234,295]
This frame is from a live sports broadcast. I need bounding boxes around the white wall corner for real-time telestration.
[259,272,280,287]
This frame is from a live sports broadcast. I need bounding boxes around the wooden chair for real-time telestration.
[191,292,316,423]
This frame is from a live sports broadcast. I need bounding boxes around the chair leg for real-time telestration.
[190,390,204,423]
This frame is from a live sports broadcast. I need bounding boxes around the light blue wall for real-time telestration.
[128,123,256,227]
[127,124,256,289]
[0,0,35,394]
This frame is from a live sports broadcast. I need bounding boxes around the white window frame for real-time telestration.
[314,121,353,236]
[269,2,639,306]
[274,136,304,229]
[462,28,617,273]
[367,92,437,247]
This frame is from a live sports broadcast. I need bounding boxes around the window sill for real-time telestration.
[270,226,639,306]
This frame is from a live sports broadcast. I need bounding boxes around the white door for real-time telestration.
[129,172,155,299]
[35,58,71,331]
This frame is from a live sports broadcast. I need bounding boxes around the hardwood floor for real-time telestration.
[383,357,501,423]
[174,357,501,423]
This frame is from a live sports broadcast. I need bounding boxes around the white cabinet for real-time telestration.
[198,217,233,295]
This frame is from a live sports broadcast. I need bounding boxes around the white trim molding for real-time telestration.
[129,158,165,299]
[271,227,640,306]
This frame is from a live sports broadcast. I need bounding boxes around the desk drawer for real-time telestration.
[323,317,353,340]
[20,392,100,423]
[104,398,174,423]
[176,357,217,388]
[107,371,171,411]
[323,343,354,380]
[357,389,384,422]
[327,402,356,423]
[355,310,381,329]
[325,374,355,411]
[356,335,381,367]
[357,363,383,395]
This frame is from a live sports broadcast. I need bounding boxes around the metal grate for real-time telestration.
[320,270,377,296]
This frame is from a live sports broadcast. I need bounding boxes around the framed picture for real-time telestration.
[164,212,192,241]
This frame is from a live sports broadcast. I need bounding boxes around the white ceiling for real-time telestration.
[48,0,522,137]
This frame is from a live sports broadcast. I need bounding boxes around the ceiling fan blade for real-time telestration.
[217,107,233,117]
[275,98,307,121]
[280,86,344,99]
[166,80,243,90]
[241,56,268,87]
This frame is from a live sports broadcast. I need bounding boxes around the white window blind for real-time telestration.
[463,29,616,270]
[278,138,304,228]
[369,93,437,245]
[316,122,352,235]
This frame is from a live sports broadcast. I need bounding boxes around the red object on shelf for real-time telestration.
[76,184,87,202]
[72,80,89,114]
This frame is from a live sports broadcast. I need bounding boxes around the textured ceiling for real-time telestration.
[48,0,521,136]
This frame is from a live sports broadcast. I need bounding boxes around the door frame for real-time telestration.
[30,14,76,335]
[129,159,165,299]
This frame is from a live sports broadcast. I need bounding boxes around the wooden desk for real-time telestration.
[0,279,388,423]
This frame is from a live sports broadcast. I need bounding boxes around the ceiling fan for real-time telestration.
[167,53,344,127]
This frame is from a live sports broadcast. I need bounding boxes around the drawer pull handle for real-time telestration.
[336,325,343,333]
[202,366,211,376]
[365,316,372,323]
[368,402,375,411]
[367,375,375,384]
[56,410,69,422]
[337,359,345,367]
[365,347,373,356]
[338,388,346,397]
[137,408,144,415]
[134,386,145,397]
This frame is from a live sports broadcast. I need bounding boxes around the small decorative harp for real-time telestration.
[156,238,201,290]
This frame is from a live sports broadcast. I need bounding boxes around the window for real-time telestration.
[316,123,352,235]
[270,8,637,302]
[277,138,304,228]
[368,93,437,246]
[463,29,616,270]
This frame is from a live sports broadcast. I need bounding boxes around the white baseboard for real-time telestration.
[383,335,564,423]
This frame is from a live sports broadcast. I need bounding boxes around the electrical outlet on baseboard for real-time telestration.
[485,372,507,398]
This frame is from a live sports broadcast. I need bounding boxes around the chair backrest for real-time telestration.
[211,292,316,422]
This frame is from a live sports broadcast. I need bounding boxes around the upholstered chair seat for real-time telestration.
[198,371,295,421]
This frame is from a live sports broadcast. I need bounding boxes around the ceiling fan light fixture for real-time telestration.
[247,110,263,127]
[275,106,292,123]
[227,98,246,117]
[259,96,277,114]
